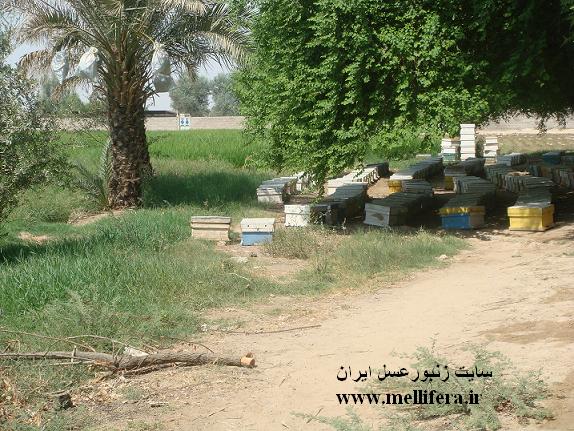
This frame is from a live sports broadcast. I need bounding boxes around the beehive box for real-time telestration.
[191,216,231,241]
[508,204,554,232]
[284,205,312,227]
[444,176,455,190]
[311,202,344,226]
[364,202,408,227]
[388,180,403,194]
[366,162,390,178]
[439,206,485,216]
[240,218,276,246]
[542,151,563,165]
[441,213,485,230]
[257,186,286,204]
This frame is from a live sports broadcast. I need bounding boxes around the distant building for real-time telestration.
[145,110,177,118]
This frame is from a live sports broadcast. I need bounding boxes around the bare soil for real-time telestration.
[84,220,574,431]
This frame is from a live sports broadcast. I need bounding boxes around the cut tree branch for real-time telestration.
[0,350,255,370]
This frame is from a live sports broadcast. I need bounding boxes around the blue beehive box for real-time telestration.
[240,218,275,246]
[441,213,484,230]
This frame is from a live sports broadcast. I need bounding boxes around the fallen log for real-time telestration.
[0,350,255,370]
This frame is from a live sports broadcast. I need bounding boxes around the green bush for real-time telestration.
[0,32,67,222]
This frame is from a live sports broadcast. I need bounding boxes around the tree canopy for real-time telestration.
[211,73,240,116]
[170,74,211,116]
[170,73,240,116]
[7,0,249,208]
[236,0,574,183]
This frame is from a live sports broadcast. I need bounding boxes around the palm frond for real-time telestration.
[19,49,54,74]
[158,0,207,14]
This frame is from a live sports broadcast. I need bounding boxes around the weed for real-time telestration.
[306,346,552,431]
[74,139,113,211]
[263,228,325,259]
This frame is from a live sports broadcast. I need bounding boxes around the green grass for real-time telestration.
[59,129,263,169]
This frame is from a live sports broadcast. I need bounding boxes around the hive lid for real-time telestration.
[191,216,231,224]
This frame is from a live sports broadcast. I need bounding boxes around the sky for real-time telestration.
[7,43,230,111]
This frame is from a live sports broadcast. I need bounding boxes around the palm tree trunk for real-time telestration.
[107,100,151,209]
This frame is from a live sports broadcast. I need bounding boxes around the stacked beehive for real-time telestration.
[257,176,297,204]
[558,169,574,189]
[364,193,431,228]
[497,153,527,167]
[310,202,343,226]
[191,216,231,241]
[389,157,443,193]
[390,157,444,181]
[483,137,499,162]
[313,183,369,225]
[240,218,276,246]
[365,162,390,179]
[440,138,460,162]
[503,174,554,195]
[401,180,433,196]
[443,159,485,190]
[459,124,476,161]
[485,164,514,188]
[326,166,380,194]
[443,165,466,191]
[440,194,487,230]
[327,183,368,219]
[453,176,496,195]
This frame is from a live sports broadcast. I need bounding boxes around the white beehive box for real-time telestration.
[240,218,276,233]
[284,205,312,227]
[191,216,231,241]
[257,186,285,203]
[240,218,276,246]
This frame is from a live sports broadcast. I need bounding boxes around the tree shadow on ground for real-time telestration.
[143,171,266,207]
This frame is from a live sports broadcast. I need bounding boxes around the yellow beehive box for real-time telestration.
[388,180,402,194]
[439,206,485,216]
[508,204,554,232]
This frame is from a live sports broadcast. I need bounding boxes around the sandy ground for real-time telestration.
[87,220,574,431]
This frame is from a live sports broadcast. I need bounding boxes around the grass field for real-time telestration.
[0,129,466,429]
[498,134,574,155]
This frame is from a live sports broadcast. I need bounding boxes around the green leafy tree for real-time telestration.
[0,30,66,222]
[170,74,211,116]
[7,0,249,208]
[211,73,240,116]
[236,0,574,184]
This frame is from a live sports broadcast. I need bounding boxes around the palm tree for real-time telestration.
[7,0,249,208]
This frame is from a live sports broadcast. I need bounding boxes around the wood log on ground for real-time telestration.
[0,350,255,370]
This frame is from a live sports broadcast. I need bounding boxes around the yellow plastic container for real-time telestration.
[444,176,454,190]
[439,206,485,216]
[508,204,554,231]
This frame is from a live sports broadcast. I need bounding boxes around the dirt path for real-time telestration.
[95,224,574,431]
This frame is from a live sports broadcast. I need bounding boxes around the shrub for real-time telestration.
[0,31,67,222]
